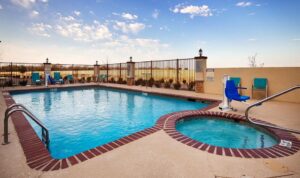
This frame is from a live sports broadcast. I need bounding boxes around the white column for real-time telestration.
[219,74,231,111]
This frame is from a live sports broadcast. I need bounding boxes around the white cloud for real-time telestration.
[74,10,81,16]
[159,26,170,31]
[152,9,159,19]
[11,0,36,9]
[292,38,300,41]
[248,38,257,41]
[55,15,112,42]
[236,2,252,7]
[171,4,213,18]
[10,0,47,9]
[114,21,145,34]
[121,12,138,20]
[89,10,95,15]
[0,4,3,10]
[30,10,39,17]
[28,23,52,37]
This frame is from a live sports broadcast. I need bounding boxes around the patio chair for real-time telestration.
[225,80,250,102]
[54,72,64,84]
[252,78,268,98]
[67,74,74,84]
[32,72,41,85]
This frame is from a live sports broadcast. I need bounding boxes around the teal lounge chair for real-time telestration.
[32,72,41,85]
[252,78,268,98]
[54,72,64,84]
[67,74,74,83]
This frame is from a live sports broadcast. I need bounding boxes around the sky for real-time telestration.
[0,0,299,67]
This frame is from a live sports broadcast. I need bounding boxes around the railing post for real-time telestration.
[127,57,135,85]
[176,59,179,83]
[94,61,99,82]
[119,63,122,79]
[194,49,207,93]
[150,61,153,79]
[10,62,12,85]
[106,63,109,82]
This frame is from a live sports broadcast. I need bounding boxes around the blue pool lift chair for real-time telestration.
[225,80,250,103]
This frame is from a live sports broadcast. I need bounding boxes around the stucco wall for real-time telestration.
[204,67,300,103]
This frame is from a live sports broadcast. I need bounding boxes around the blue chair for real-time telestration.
[54,72,64,84]
[252,78,268,98]
[32,72,41,85]
[67,74,74,83]
[225,80,250,102]
[230,77,241,94]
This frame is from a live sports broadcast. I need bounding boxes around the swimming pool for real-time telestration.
[176,117,278,149]
[11,87,208,159]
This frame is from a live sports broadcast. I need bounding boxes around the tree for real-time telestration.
[248,53,264,67]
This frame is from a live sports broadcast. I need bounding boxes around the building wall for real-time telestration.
[204,67,300,103]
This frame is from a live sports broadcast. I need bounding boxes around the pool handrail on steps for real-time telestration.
[3,103,50,149]
[245,85,300,134]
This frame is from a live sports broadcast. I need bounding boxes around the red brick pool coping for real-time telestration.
[162,110,300,158]
[2,85,299,171]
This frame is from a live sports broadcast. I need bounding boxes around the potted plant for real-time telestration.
[148,77,154,87]
[188,81,195,91]
[164,81,171,88]
[154,81,161,88]
[173,82,181,90]
[87,77,92,83]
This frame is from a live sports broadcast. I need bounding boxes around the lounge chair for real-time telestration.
[54,72,64,84]
[225,80,250,102]
[67,74,74,84]
[252,78,268,98]
[32,72,41,85]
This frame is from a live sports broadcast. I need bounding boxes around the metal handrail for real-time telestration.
[245,85,300,134]
[3,104,49,149]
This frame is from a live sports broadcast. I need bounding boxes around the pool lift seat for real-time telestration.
[219,75,250,111]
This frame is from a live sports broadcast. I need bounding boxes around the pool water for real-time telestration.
[11,88,208,158]
[176,117,278,149]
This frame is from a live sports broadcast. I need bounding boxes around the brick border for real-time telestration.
[1,86,221,171]
[162,110,300,158]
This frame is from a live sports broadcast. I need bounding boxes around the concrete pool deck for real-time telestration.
[0,83,299,178]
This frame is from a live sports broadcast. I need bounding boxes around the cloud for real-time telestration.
[89,10,95,15]
[0,4,3,10]
[152,9,159,19]
[171,4,213,18]
[28,23,52,37]
[159,25,170,31]
[30,10,39,17]
[114,21,145,34]
[236,2,252,7]
[11,0,37,9]
[74,10,80,16]
[121,12,138,20]
[10,0,47,9]
[248,38,257,41]
[55,15,112,42]
[292,38,300,41]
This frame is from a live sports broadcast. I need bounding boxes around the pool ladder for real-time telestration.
[245,85,300,134]
[2,104,50,149]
